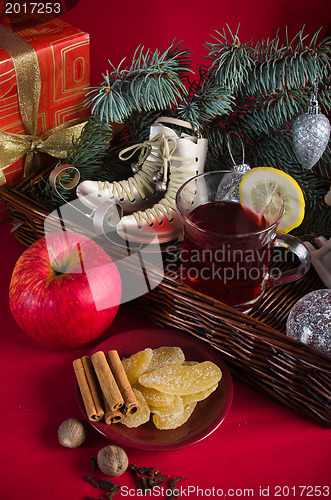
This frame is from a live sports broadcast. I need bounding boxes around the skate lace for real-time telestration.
[97,134,177,202]
[133,157,198,226]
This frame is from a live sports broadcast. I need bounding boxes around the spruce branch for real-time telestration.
[205,24,256,93]
[66,117,113,173]
[84,41,192,123]
[242,88,311,134]
[177,74,234,125]
[162,39,193,79]
[206,25,331,114]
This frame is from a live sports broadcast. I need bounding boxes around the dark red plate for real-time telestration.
[77,328,233,451]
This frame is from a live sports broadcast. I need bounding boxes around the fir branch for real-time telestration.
[66,117,113,173]
[175,63,235,127]
[242,88,311,134]
[206,25,331,121]
[162,39,193,79]
[245,32,331,97]
[85,41,191,123]
[205,24,256,93]
[125,110,162,142]
[177,82,234,125]
[315,144,331,178]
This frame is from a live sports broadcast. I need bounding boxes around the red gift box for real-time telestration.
[0,14,90,222]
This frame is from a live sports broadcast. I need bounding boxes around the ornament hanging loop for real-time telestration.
[308,84,320,115]
[308,94,320,115]
[226,131,251,173]
[308,55,321,115]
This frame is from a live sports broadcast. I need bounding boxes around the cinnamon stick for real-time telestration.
[73,356,104,421]
[104,398,124,425]
[91,351,124,411]
[106,350,139,415]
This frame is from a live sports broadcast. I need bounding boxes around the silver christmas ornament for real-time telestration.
[292,92,330,170]
[286,289,331,356]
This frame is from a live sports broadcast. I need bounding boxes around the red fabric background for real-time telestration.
[1,2,331,499]
[60,0,331,86]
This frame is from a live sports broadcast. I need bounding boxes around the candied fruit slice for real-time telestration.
[138,361,222,396]
[121,348,153,385]
[145,346,185,373]
[153,402,197,430]
[121,388,150,428]
[133,382,175,407]
[180,383,218,405]
[150,395,184,417]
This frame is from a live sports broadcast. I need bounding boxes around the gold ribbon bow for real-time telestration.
[0,118,87,183]
[0,24,88,185]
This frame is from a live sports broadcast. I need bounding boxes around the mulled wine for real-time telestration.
[176,170,311,312]
[180,201,272,308]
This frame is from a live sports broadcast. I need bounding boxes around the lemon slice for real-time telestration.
[239,167,305,233]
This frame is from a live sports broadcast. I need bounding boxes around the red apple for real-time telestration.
[9,231,122,349]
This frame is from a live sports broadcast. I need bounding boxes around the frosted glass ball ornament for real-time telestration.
[286,289,331,356]
[292,99,331,170]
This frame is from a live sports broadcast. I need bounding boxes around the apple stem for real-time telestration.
[47,246,62,274]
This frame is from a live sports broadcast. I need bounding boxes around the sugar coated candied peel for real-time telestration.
[145,346,185,373]
[133,382,175,408]
[153,402,197,430]
[150,395,184,417]
[138,361,222,396]
[121,348,153,385]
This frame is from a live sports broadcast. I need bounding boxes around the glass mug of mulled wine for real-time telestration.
[175,170,311,312]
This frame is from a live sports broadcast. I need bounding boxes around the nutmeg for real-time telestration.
[97,445,129,476]
[58,417,87,448]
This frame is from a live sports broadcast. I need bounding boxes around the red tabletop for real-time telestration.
[0,220,330,500]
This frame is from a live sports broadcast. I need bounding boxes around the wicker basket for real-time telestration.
[1,165,330,427]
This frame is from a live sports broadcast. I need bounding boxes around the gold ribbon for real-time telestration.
[0,118,87,181]
[0,24,87,185]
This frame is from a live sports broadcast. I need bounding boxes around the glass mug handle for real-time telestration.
[267,233,311,288]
